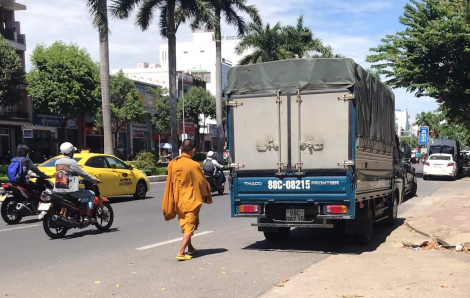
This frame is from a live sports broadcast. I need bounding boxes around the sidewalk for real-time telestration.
[406,177,470,245]
[261,224,470,298]
[261,177,470,298]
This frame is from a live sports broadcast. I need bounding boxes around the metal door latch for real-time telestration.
[229,163,245,170]
[338,160,355,167]
[227,101,243,107]
[257,139,278,151]
[338,94,355,102]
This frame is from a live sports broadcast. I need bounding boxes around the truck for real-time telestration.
[427,139,463,174]
[227,58,399,245]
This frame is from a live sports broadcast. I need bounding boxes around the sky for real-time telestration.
[16,0,438,122]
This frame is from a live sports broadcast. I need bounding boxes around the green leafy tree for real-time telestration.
[95,70,146,151]
[366,0,470,125]
[400,136,419,149]
[111,0,212,158]
[187,0,260,160]
[236,16,341,65]
[148,86,171,135]
[0,35,25,105]
[177,87,215,150]
[26,41,100,141]
[235,22,290,64]
[414,111,443,138]
[281,16,331,58]
[87,0,114,154]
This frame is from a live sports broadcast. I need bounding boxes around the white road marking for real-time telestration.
[0,224,40,233]
[136,231,214,250]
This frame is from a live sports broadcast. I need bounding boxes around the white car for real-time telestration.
[423,153,458,180]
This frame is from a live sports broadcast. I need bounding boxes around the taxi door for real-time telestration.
[104,156,133,195]
[83,156,119,197]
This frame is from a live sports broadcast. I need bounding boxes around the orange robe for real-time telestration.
[162,153,213,234]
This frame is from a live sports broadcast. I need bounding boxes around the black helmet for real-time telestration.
[16,144,30,157]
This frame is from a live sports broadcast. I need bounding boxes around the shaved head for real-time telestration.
[182,139,194,154]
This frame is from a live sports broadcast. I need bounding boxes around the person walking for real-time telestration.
[162,139,212,261]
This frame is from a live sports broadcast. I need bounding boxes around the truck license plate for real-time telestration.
[286,209,304,221]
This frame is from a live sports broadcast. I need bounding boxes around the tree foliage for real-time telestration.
[26,41,100,117]
[149,86,172,134]
[236,16,340,65]
[366,0,470,125]
[95,70,145,147]
[177,87,215,150]
[399,136,419,149]
[0,35,25,105]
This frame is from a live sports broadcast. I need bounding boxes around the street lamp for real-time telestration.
[181,67,197,139]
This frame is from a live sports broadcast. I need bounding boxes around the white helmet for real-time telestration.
[60,142,77,155]
[207,151,214,158]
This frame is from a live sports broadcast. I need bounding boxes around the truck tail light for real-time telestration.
[239,204,259,213]
[325,205,348,214]
[424,161,430,166]
[447,163,454,167]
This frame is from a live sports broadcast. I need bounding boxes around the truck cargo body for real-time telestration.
[227,59,398,243]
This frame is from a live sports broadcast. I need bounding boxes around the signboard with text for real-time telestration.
[33,113,63,127]
[419,126,429,146]
[23,129,33,139]
[179,121,195,135]
[209,124,217,138]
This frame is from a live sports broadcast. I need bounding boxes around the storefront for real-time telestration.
[130,114,154,154]
[85,125,104,153]
[0,128,12,164]
[21,113,61,163]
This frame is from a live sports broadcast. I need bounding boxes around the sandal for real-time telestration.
[188,248,197,256]
[176,254,192,261]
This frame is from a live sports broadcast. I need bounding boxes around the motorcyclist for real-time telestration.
[53,142,100,224]
[11,144,49,191]
[203,151,224,186]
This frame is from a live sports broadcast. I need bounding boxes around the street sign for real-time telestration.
[418,126,429,145]
[23,129,33,139]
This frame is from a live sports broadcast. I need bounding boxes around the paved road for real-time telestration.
[0,166,461,298]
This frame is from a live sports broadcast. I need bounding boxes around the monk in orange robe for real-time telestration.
[162,139,213,261]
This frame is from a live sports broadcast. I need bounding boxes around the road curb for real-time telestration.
[147,171,230,183]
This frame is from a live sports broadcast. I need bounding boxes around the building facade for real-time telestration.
[395,109,410,136]
[0,0,32,164]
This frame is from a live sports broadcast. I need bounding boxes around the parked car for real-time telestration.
[38,150,150,199]
[423,153,458,181]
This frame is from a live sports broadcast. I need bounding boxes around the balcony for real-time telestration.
[0,27,26,51]
[0,110,29,119]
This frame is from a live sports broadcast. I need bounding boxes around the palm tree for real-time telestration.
[281,16,327,59]
[188,0,260,161]
[235,22,292,65]
[87,0,114,155]
[237,17,342,65]
[111,0,211,158]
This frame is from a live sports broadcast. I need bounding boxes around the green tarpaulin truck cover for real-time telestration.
[227,58,396,154]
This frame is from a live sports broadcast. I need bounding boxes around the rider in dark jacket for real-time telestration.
[14,144,49,188]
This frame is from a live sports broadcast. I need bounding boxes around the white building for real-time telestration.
[159,30,249,96]
[395,109,410,136]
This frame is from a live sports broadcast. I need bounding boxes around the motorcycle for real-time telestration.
[39,180,114,239]
[205,172,225,195]
[1,173,54,224]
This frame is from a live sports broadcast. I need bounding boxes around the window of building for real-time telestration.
[6,105,15,116]
[203,73,211,83]
[184,51,188,54]
[200,50,205,53]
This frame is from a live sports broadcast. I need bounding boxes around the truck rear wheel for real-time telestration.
[355,208,373,246]
[386,192,398,226]
[263,227,290,241]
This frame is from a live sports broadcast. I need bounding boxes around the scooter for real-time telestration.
[39,180,114,239]
[1,173,53,224]
[205,172,225,195]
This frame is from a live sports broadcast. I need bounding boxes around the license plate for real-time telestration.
[434,164,442,168]
[38,203,51,211]
[286,209,304,221]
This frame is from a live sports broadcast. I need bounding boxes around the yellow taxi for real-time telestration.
[38,151,150,199]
